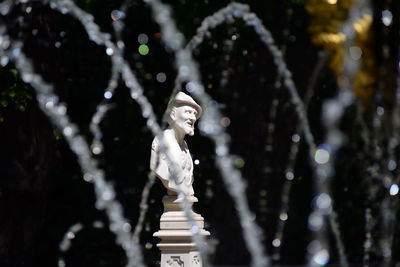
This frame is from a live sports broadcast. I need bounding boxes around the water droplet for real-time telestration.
[323,100,343,123]
[349,46,362,60]
[63,126,73,136]
[390,184,399,196]
[285,171,294,180]
[315,145,330,164]
[363,240,372,249]
[156,72,166,83]
[123,223,131,232]
[104,91,113,99]
[185,82,197,92]
[220,117,231,127]
[383,176,392,188]
[388,159,397,171]
[45,101,54,109]
[377,106,384,116]
[26,6,32,13]
[57,104,67,115]
[259,190,267,197]
[308,212,323,231]
[91,143,103,155]
[291,134,300,143]
[12,48,21,57]
[0,4,11,15]
[117,40,124,49]
[67,232,75,239]
[315,193,331,210]
[279,212,288,221]
[0,56,9,66]
[83,173,93,182]
[382,244,391,257]
[55,42,61,48]
[131,91,139,99]
[93,221,104,228]
[191,225,199,234]
[177,66,189,80]
[194,159,200,165]
[138,44,149,55]
[145,242,153,249]
[22,73,33,83]
[146,119,154,127]
[382,10,393,26]
[313,249,329,265]
[106,47,114,56]
[58,258,66,267]
[111,10,125,21]
[234,157,245,168]
[138,33,149,44]
[102,188,114,201]
[142,107,151,118]
[272,238,281,247]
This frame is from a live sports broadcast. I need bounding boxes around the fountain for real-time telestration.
[1,0,400,266]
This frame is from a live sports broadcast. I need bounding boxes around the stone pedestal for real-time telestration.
[154,195,210,267]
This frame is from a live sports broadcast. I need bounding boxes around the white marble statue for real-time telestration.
[150,92,202,196]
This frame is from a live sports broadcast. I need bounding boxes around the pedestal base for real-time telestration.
[154,195,210,267]
[161,251,201,267]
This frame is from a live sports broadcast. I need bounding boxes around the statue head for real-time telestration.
[166,92,202,137]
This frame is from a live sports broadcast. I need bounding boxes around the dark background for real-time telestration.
[1,0,400,266]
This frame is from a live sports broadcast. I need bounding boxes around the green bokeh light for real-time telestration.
[138,44,149,55]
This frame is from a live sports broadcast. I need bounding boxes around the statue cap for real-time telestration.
[167,92,202,119]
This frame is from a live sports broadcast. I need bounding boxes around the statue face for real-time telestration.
[172,105,198,136]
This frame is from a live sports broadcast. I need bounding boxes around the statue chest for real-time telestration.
[180,150,192,172]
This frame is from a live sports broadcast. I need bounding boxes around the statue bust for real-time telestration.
[150,92,202,196]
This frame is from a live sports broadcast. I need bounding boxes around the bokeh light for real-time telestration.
[220,117,231,127]
[272,238,281,247]
[104,91,112,99]
[156,72,167,83]
[138,33,149,44]
[111,10,125,21]
[279,212,288,221]
[138,44,149,55]
[390,184,399,196]
[145,242,153,250]
[308,212,323,231]
[291,134,300,143]
[285,171,294,180]
[388,159,397,171]
[315,145,330,164]
[313,249,329,265]
[106,47,114,56]
[382,10,393,26]
[349,46,362,60]
[234,157,245,168]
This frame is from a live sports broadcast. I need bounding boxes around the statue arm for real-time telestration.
[150,139,170,181]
